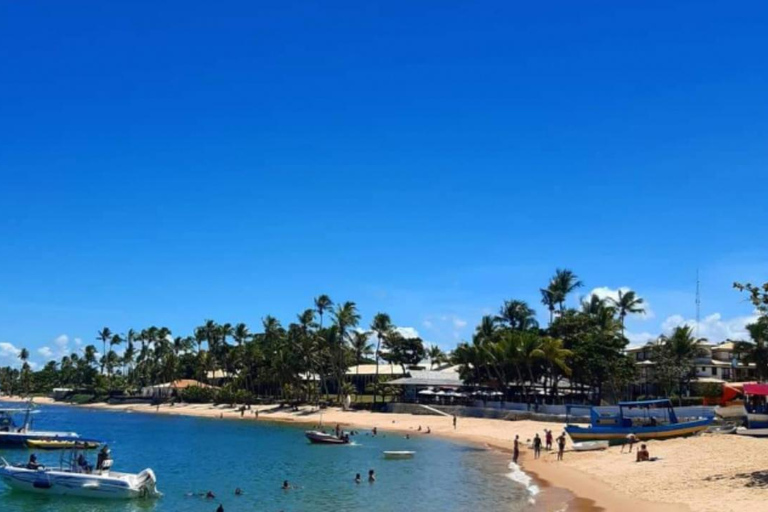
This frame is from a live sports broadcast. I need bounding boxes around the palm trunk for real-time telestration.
[373,336,382,406]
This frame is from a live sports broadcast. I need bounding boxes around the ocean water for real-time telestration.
[0,404,532,511]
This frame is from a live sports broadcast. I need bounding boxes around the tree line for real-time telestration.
[2,273,767,407]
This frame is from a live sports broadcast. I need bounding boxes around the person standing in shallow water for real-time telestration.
[513,435,520,464]
[533,434,542,459]
[557,434,566,461]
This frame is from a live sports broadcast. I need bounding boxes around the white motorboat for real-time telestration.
[383,451,415,459]
[572,441,609,451]
[0,451,160,499]
[305,431,349,445]
[735,427,768,438]
[0,405,82,447]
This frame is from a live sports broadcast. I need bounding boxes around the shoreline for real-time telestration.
[2,396,686,511]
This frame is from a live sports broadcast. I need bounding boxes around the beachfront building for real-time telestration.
[627,339,756,397]
[345,364,407,394]
[141,379,217,400]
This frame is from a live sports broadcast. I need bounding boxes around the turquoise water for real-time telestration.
[0,404,529,511]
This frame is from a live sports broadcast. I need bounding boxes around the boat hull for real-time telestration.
[736,427,768,437]
[746,413,768,429]
[572,441,609,451]
[0,432,81,448]
[304,431,348,445]
[565,418,711,443]
[0,467,159,499]
[383,451,415,459]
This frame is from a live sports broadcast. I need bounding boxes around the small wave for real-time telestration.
[506,461,540,504]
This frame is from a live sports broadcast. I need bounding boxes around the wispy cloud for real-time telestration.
[587,286,655,319]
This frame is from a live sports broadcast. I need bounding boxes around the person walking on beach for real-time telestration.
[533,434,542,459]
[453,415,457,430]
[557,434,566,461]
[545,429,553,451]
[513,435,520,464]
[621,433,637,453]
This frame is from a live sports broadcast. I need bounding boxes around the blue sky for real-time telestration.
[1,1,766,366]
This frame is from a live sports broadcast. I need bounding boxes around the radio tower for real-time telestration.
[695,269,701,338]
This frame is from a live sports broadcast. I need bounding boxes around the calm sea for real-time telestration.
[0,404,532,511]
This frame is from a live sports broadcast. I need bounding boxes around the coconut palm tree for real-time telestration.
[538,337,572,399]
[427,345,446,369]
[232,323,250,347]
[549,268,583,311]
[370,312,393,405]
[474,315,500,345]
[332,302,360,396]
[96,327,112,375]
[608,289,646,334]
[655,325,707,402]
[314,295,333,328]
[540,288,558,325]
[350,331,373,374]
[497,300,539,331]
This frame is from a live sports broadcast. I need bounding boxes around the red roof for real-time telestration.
[743,383,768,396]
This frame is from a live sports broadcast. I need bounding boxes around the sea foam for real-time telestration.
[506,461,540,504]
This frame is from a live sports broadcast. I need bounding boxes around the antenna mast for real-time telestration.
[695,269,701,338]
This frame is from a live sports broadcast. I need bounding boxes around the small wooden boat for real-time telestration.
[383,451,415,459]
[26,439,101,450]
[565,400,712,444]
[304,431,349,445]
[706,425,737,435]
[736,427,768,437]
[572,441,609,451]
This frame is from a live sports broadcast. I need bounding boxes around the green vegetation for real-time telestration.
[2,276,766,407]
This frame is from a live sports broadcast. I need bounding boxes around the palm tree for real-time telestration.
[370,312,393,405]
[735,317,768,380]
[540,288,557,325]
[608,289,646,334]
[655,325,707,403]
[19,348,30,395]
[474,315,499,345]
[497,300,539,331]
[427,345,446,369]
[350,331,373,374]
[232,323,250,346]
[538,337,572,399]
[332,302,360,397]
[314,295,333,328]
[96,327,112,375]
[548,268,583,311]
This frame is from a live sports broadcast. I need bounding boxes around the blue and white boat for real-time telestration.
[0,448,160,499]
[0,405,81,447]
[565,399,712,444]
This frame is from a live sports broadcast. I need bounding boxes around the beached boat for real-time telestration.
[383,451,415,459]
[736,427,768,437]
[741,383,768,429]
[304,431,349,445]
[565,399,712,444]
[0,450,160,499]
[0,405,82,447]
[706,424,737,435]
[572,441,609,451]
[26,439,101,450]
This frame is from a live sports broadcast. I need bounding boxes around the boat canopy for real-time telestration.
[618,399,673,407]
[743,383,768,396]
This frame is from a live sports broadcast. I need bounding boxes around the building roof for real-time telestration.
[389,370,463,387]
[713,342,736,351]
[345,364,407,376]
[144,379,217,390]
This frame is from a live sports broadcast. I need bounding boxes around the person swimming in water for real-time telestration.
[216,505,224,512]
[206,491,216,499]
[368,469,376,483]
[235,487,242,495]
[355,473,361,484]
[282,480,290,490]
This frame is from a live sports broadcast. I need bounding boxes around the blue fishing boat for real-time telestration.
[0,404,82,447]
[565,399,712,444]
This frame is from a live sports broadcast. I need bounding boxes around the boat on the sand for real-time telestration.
[736,427,768,437]
[565,399,712,444]
[304,431,349,444]
[572,441,609,451]
[383,451,415,459]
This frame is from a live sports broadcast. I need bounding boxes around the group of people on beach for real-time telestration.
[531,429,567,460]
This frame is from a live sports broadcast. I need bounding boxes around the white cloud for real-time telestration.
[588,286,655,319]
[624,331,658,347]
[73,338,82,346]
[422,320,434,329]
[54,334,69,348]
[661,312,759,341]
[395,326,421,339]
[37,347,54,358]
[0,342,21,360]
[452,318,468,329]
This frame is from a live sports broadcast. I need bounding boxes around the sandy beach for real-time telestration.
[5,396,767,512]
